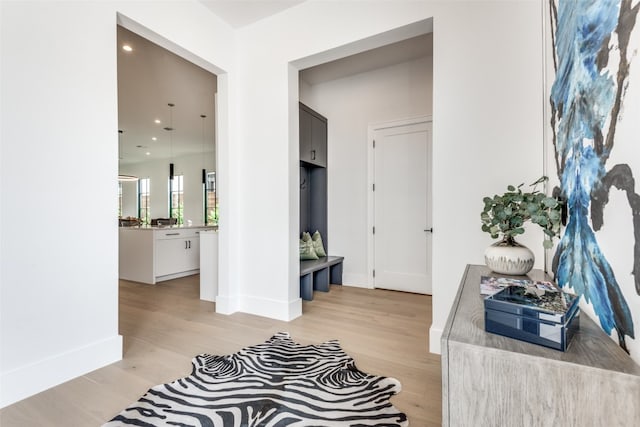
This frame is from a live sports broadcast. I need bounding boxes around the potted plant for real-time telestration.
[481,176,563,275]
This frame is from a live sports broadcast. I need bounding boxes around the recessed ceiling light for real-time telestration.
[154,119,161,124]
[145,152,151,156]
[151,137,157,141]
[122,44,133,52]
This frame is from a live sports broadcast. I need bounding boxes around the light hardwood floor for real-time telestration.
[0,276,442,426]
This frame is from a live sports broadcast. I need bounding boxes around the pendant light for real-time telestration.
[118,129,138,181]
[201,114,207,224]
[165,103,175,217]
[201,114,206,184]
[165,103,175,180]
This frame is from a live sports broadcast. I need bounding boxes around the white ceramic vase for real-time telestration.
[484,238,534,275]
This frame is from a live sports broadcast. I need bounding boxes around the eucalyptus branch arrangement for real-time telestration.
[481,176,563,249]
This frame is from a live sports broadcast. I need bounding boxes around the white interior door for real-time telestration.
[373,121,432,294]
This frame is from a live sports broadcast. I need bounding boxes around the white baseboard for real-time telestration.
[429,325,443,354]
[342,273,371,288]
[215,294,238,315]
[342,281,372,289]
[216,293,302,321]
[239,295,302,321]
[288,298,302,319]
[0,334,122,408]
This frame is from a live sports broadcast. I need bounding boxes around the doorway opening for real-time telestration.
[116,25,217,227]
[115,16,223,308]
[295,22,433,302]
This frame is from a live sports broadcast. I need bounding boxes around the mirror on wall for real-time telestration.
[117,25,217,226]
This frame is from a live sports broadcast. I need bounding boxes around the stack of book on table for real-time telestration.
[481,276,580,351]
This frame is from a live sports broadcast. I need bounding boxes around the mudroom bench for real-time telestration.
[300,256,344,301]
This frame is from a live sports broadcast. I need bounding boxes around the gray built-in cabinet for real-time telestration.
[299,103,327,168]
[299,103,328,248]
[299,103,345,301]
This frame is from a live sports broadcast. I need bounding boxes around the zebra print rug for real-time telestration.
[104,332,408,426]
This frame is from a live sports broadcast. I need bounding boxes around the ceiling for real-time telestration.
[117,26,217,165]
[117,6,432,167]
[300,33,433,85]
[199,0,306,28]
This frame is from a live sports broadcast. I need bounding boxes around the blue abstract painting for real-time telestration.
[549,0,639,353]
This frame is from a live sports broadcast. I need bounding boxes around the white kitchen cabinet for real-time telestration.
[119,227,155,284]
[154,229,200,279]
[119,226,213,284]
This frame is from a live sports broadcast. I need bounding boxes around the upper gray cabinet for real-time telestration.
[299,103,327,168]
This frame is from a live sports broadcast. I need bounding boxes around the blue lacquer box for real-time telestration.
[484,284,580,351]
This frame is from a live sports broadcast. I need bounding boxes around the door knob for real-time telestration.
[424,228,433,233]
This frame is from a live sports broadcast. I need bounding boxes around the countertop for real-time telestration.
[119,225,218,231]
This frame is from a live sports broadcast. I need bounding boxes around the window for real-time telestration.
[205,172,218,225]
[138,178,151,225]
[118,182,123,218]
[170,175,184,224]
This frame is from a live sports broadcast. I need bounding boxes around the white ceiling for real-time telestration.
[199,0,306,28]
[300,33,433,85]
[117,7,432,167]
[117,26,217,165]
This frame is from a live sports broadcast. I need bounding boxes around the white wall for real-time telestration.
[233,0,544,351]
[300,55,433,286]
[120,152,215,225]
[0,0,547,407]
[429,1,544,351]
[0,0,234,407]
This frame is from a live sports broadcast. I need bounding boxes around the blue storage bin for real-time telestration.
[484,285,580,351]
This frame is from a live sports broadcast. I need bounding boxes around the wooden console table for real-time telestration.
[441,264,640,426]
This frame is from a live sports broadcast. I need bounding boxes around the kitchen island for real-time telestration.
[119,225,216,285]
